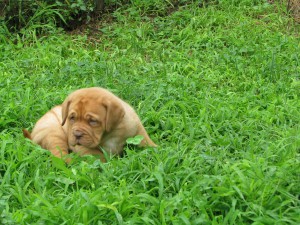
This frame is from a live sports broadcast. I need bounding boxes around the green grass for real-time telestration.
[1,1,300,224]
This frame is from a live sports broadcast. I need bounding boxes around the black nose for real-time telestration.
[73,130,84,139]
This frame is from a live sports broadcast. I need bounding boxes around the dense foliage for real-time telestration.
[0,0,196,32]
[1,0,99,31]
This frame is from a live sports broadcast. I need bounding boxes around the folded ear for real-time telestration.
[61,100,71,126]
[103,99,125,132]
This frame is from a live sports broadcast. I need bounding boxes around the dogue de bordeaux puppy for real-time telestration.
[23,87,157,162]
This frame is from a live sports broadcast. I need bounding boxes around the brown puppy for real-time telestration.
[23,87,156,162]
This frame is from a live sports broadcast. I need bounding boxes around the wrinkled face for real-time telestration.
[61,88,125,149]
[66,98,106,148]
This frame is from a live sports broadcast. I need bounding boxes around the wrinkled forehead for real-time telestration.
[70,97,106,118]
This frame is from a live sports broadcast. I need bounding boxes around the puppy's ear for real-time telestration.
[103,99,125,132]
[61,100,71,126]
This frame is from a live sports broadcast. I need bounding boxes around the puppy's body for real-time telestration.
[24,87,156,161]
[27,106,69,158]
[99,99,156,154]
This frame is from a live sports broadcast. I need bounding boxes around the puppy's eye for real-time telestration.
[69,116,75,123]
[89,119,98,126]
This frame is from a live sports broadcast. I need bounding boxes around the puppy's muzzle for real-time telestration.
[73,130,84,140]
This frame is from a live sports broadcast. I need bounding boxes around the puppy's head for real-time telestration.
[61,88,125,148]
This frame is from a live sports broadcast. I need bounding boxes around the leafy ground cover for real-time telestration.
[0,1,299,224]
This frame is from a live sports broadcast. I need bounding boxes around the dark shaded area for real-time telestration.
[0,0,102,32]
[0,0,204,33]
